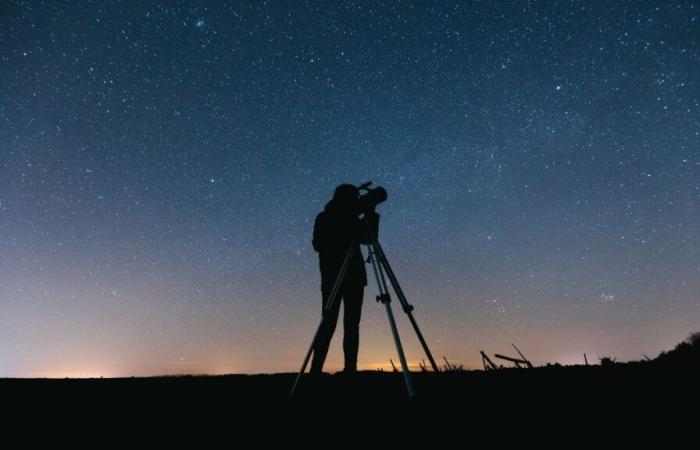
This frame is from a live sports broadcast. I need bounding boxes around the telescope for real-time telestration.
[355,181,387,215]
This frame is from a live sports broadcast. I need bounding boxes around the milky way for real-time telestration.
[1,1,698,377]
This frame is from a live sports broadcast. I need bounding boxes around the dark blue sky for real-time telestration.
[1,0,698,377]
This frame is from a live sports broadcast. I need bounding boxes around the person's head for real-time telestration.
[332,184,359,210]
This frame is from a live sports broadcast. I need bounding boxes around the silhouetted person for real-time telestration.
[310,184,367,374]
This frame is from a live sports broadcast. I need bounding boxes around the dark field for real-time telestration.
[3,361,696,413]
[2,358,697,445]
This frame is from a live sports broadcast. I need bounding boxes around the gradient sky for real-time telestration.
[1,0,698,377]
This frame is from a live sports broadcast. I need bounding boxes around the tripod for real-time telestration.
[291,213,439,397]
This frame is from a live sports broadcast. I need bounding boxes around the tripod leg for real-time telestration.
[367,239,416,398]
[372,237,440,373]
[291,240,356,395]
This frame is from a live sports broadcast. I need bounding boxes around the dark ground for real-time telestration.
[2,359,698,445]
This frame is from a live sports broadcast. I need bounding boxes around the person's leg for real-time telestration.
[310,285,341,374]
[342,284,364,372]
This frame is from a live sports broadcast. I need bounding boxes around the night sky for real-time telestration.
[1,1,698,377]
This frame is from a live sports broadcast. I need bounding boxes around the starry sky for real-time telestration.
[1,1,698,377]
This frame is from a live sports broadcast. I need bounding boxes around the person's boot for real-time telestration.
[341,363,358,375]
